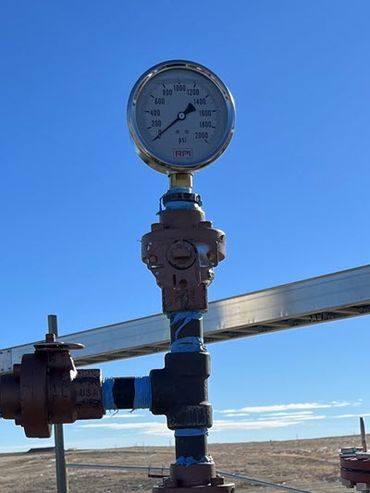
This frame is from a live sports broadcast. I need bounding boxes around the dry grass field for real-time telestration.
[0,435,361,493]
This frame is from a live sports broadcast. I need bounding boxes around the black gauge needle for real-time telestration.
[153,103,196,141]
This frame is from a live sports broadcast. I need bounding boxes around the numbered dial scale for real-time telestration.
[127,60,235,173]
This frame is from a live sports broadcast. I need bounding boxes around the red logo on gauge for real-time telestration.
[173,149,193,159]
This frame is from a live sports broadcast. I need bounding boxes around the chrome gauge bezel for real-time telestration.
[127,60,235,174]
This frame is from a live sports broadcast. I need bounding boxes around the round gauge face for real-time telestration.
[127,60,235,173]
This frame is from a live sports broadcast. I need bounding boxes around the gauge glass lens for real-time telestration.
[134,68,230,168]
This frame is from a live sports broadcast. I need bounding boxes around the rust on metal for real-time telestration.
[341,456,370,472]
[142,206,225,313]
[340,418,370,491]
[153,463,235,492]
[0,334,104,438]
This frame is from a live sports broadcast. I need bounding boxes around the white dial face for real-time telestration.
[128,62,235,173]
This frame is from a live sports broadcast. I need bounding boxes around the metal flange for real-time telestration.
[152,464,235,493]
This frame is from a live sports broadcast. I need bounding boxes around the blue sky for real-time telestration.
[1,0,370,452]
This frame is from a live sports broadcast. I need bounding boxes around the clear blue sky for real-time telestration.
[1,0,370,452]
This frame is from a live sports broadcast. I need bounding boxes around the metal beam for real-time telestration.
[1,264,370,374]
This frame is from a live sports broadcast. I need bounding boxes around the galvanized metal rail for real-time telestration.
[1,264,370,374]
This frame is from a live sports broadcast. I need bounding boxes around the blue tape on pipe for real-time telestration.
[133,376,152,409]
[171,336,205,353]
[176,456,199,466]
[164,189,199,211]
[165,201,199,210]
[170,311,203,340]
[175,427,208,437]
[176,455,214,466]
[168,187,192,194]
[102,378,116,412]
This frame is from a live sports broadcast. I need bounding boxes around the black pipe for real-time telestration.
[175,434,208,461]
[169,315,203,342]
[112,378,135,408]
[169,314,209,461]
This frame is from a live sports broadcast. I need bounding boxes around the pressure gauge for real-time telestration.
[127,60,235,174]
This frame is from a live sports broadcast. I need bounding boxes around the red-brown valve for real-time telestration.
[142,206,226,313]
[0,334,104,438]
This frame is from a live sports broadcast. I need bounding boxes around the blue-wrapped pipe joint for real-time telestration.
[102,376,152,411]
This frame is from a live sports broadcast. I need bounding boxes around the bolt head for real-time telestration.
[149,255,158,264]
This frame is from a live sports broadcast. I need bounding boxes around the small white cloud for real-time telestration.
[353,399,364,408]
[212,415,326,432]
[216,408,238,414]
[217,401,352,415]
[78,421,172,437]
[223,413,250,418]
[334,412,370,420]
[241,401,350,413]
[264,411,314,417]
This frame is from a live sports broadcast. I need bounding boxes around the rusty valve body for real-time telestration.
[142,197,225,313]
[0,334,104,438]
